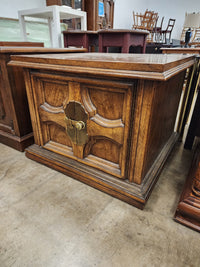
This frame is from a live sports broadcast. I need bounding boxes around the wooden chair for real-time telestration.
[132,11,143,29]
[161,18,176,43]
[132,10,158,42]
[153,16,164,42]
[146,12,159,42]
[193,28,200,43]
[140,10,154,30]
[132,10,153,30]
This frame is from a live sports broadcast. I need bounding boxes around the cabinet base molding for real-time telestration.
[25,132,178,209]
[174,205,200,232]
[0,130,34,152]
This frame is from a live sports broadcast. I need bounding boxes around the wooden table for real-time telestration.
[9,53,194,208]
[63,30,98,52]
[98,29,149,53]
[18,6,87,48]
[0,46,86,151]
[0,41,44,47]
[161,47,200,55]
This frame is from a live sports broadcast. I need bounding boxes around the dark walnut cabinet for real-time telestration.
[46,0,114,31]
[84,0,114,30]
[0,46,86,151]
[9,53,194,208]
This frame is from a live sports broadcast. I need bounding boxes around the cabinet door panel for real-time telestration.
[31,73,133,179]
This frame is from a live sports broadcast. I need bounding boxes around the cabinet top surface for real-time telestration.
[0,47,86,54]
[9,53,195,80]
[10,52,194,71]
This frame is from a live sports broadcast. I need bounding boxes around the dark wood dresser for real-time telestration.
[0,46,86,151]
[174,144,200,232]
[9,53,194,208]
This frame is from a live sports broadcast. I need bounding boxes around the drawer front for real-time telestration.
[30,72,134,179]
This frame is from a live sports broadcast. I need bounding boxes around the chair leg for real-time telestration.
[169,32,172,43]
[164,33,167,43]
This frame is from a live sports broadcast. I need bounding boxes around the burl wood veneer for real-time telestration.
[9,53,195,208]
[0,46,86,151]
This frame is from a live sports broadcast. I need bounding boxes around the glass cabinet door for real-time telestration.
[62,0,72,7]
[74,0,82,9]
[62,0,83,9]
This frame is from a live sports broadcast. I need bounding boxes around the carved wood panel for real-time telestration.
[31,73,133,179]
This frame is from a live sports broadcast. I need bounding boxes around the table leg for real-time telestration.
[81,13,87,31]
[18,14,28,41]
[83,34,89,51]
[122,33,130,53]
[98,34,107,52]
[121,45,130,53]
[48,18,54,47]
[52,6,62,48]
[142,36,147,53]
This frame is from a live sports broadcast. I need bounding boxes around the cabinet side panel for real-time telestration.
[142,72,185,179]
[129,80,155,184]
[8,65,32,136]
[0,56,16,134]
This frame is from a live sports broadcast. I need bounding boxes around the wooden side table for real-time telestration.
[18,5,87,48]
[161,47,200,55]
[0,41,44,47]
[9,53,194,208]
[98,29,149,53]
[63,30,98,52]
[0,46,86,151]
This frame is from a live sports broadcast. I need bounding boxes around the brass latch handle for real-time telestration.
[75,121,85,130]
[64,117,85,131]
[64,101,88,146]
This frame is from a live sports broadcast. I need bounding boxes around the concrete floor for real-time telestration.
[0,142,200,267]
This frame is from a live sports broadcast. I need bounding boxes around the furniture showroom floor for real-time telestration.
[0,142,200,267]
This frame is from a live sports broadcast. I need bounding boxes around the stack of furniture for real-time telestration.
[1,3,199,221]
[132,10,176,44]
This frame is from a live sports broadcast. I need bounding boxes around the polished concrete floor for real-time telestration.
[0,142,200,267]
